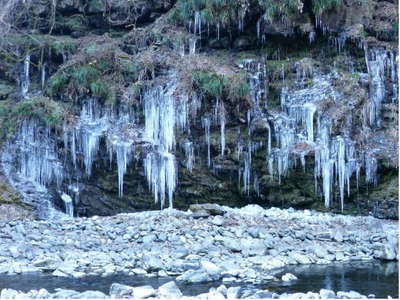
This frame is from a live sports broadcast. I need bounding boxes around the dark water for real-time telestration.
[269,260,399,298]
[0,261,397,298]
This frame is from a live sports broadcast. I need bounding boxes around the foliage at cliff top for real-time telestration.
[0,96,68,140]
[170,0,343,27]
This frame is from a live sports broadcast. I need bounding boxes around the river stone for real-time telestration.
[0,289,19,299]
[222,238,242,252]
[314,245,329,258]
[211,216,224,226]
[109,283,134,298]
[32,255,62,271]
[262,257,285,269]
[289,252,311,264]
[189,204,226,216]
[142,255,163,271]
[226,287,241,299]
[176,269,211,283]
[157,281,182,299]
[281,273,297,281]
[52,289,81,298]
[78,290,107,299]
[131,286,156,299]
[320,289,336,298]
[200,260,222,280]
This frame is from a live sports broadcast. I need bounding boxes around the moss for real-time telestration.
[312,0,343,16]
[193,71,225,98]
[0,183,32,210]
[193,71,250,101]
[0,97,67,141]
[47,72,69,96]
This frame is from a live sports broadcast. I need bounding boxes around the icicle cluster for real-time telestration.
[143,82,178,208]
[21,55,30,99]
[364,47,399,127]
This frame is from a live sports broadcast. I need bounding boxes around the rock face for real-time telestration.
[0,0,398,220]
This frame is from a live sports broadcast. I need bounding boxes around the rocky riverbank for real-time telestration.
[0,205,397,283]
[0,282,377,299]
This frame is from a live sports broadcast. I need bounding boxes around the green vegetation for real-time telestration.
[192,71,250,101]
[46,39,145,104]
[0,97,67,140]
[193,71,225,98]
[312,0,342,15]
[169,0,343,28]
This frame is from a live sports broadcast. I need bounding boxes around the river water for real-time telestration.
[0,260,397,298]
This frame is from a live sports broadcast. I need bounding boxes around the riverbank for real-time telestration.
[0,205,397,284]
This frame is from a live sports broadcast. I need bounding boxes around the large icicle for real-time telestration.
[144,151,176,209]
[21,55,30,99]
[202,116,211,167]
[143,81,178,207]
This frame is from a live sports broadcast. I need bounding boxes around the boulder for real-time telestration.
[281,273,297,281]
[109,283,134,298]
[189,204,226,216]
[131,286,156,299]
[157,281,182,299]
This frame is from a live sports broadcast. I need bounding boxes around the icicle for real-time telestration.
[21,55,30,99]
[41,63,46,91]
[144,84,176,152]
[336,137,346,211]
[115,142,133,197]
[189,38,197,55]
[303,103,316,142]
[365,153,378,186]
[217,23,220,40]
[61,193,74,217]
[144,151,176,209]
[202,117,211,167]
[243,150,251,195]
[194,11,201,36]
[365,48,387,127]
[16,119,65,188]
[183,141,194,173]
[220,102,226,157]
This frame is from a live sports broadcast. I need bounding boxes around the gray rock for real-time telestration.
[109,283,134,298]
[226,287,241,299]
[200,260,222,280]
[212,216,224,226]
[77,291,107,299]
[0,289,19,299]
[379,245,397,260]
[158,281,182,299]
[131,286,155,299]
[222,238,242,252]
[332,229,344,243]
[289,252,311,264]
[320,289,336,299]
[8,247,19,259]
[142,234,157,245]
[142,255,163,271]
[52,289,81,299]
[176,269,212,283]
[281,273,297,281]
[172,246,189,259]
[32,255,62,271]
[252,290,274,298]
[314,245,329,259]
[189,204,225,216]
